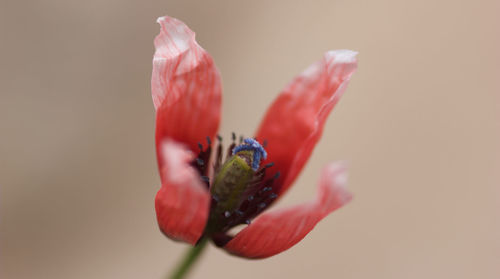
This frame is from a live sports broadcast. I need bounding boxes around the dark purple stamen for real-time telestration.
[193,134,281,242]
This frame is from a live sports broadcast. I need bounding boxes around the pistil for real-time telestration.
[193,135,280,241]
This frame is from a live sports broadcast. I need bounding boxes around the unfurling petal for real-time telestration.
[152,16,222,168]
[223,162,352,258]
[255,50,357,196]
[155,140,210,244]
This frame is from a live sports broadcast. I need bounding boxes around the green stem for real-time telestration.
[169,238,209,279]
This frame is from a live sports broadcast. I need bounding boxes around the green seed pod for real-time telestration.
[206,150,255,234]
[202,138,269,236]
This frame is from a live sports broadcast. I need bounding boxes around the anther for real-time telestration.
[232,132,236,141]
[263,140,268,148]
[235,210,244,216]
[255,162,273,178]
[245,219,251,225]
[248,195,254,201]
[198,142,203,151]
[212,194,220,202]
[196,158,204,166]
[264,162,274,168]
[239,135,244,144]
[206,136,211,145]
[258,202,266,209]
[201,175,210,183]
[224,211,231,218]
[217,134,222,142]
[273,172,281,179]
[262,187,272,192]
[269,193,278,199]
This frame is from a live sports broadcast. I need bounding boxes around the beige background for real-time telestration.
[1,0,499,278]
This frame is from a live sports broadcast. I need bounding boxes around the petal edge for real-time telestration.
[255,50,357,197]
[152,16,222,167]
[223,162,352,258]
[155,140,210,244]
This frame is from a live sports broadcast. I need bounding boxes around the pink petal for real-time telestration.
[223,162,352,258]
[155,140,210,244]
[152,16,222,167]
[255,50,357,197]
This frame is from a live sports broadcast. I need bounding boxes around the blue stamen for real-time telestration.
[232,138,268,171]
[253,151,262,171]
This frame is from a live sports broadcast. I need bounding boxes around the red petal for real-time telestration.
[152,16,222,168]
[255,50,357,196]
[155,140,210,244]
[223,162,352,258]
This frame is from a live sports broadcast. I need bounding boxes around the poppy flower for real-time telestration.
[152,16,357,259]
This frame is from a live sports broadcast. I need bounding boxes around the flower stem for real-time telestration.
[169,238,209,279]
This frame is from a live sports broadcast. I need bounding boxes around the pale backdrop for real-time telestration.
[1,0,499,278]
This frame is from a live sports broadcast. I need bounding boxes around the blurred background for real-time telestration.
[1,0,499,278]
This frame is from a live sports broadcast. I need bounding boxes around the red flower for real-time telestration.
[152,16,357,259]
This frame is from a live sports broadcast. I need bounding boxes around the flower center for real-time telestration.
[192,134,280,243]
